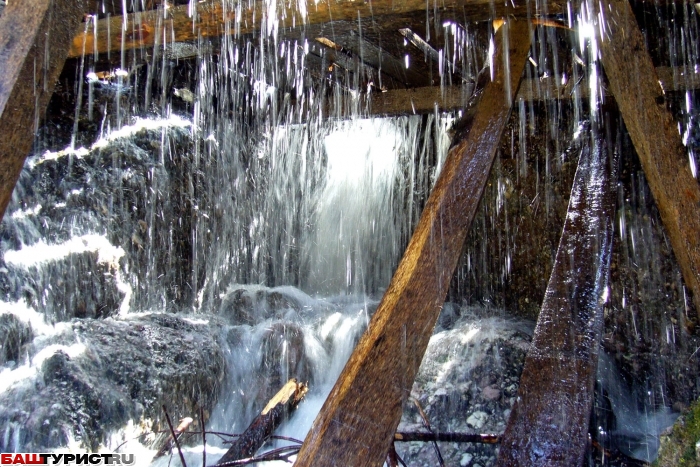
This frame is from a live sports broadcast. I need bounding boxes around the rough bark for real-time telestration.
[294,20,532,467]
[497,118,620,466]
[0,0,87,221]
[597,0,700,317]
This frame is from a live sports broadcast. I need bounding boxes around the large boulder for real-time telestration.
[0,313,225,452]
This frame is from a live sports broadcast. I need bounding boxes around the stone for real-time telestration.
[482,384,501,401]
[460,453,473,466]
[0,313,226,451]
[466,411,488,430]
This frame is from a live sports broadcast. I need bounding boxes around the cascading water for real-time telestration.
[0,0,699,465]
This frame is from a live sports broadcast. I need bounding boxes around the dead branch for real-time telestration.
[162,406,189,467]
[215,379,308,466]
[394,432,501,444]
[410,398,444,466]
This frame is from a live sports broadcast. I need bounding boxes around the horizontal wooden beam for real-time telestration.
[0,0,86,221]
[317,65,699,118]
[68,0,563,58]
[294,20,532,467]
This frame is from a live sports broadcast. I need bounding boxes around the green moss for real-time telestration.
[655,399,700,467]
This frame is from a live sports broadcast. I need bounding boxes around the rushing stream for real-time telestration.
[1,0,699,465]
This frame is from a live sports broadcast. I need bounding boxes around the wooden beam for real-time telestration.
[597,0,700,317]
[0,0,87,221]
[311,64,698,118]
[496,118,619,466]
[294,20,532,467]
[320,32,433,87]
[68,0,562,58]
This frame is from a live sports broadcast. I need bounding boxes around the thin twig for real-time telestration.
[395,450,408,467]
[200,407,206,467]
[387,443,399,467]
[212,445,300,466]
[205,431,240,438]
[394,432,501,443]
[113,432,158,452]
[269,435,303,444]
[410,398,444,467]
[163,405,188,467]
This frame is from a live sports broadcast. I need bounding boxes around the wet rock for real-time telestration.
[397,313,533,466]
[0,121,198,315]
[219,285,308,325]
[257,321,313,402]
[481,385,501,401]
[0,313,33,364]
[0,313,225,451]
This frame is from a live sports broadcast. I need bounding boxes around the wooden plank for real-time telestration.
[67,0,562,58]
[0,0,87,221]
[597,0,700,316]
[496,119,619,466]
[310,65,699,119]
[294,20,532,467]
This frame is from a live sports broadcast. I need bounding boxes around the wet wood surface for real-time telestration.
[294,20,532,467]
[597,0,700,317]
[497,118,620,466]
[215,379,308,465]
[68,0,560,58]
[0,0,87,221]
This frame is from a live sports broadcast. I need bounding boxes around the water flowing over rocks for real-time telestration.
[0,118,197,319]
[0,312,225,452]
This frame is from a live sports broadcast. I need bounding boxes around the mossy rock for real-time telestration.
[655,399,700,467]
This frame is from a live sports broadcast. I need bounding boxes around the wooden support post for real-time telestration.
[496,118,620,466]
[0,0,87,221]
[215,379,308,466]
[597,0,700,316]
[294,20,532,467]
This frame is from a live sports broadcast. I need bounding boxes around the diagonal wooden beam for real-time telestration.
[0,0,87,221]
[597,0,700,317]
[67,0,563,58]
[294,19,532,467]
[496,118,619,466]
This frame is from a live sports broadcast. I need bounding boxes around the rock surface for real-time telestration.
[0,313,225,452]
[397,311,533,467]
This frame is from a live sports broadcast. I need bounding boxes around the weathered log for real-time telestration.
[0,0,87,221]
[68,0,562,59]
[597,0,700,317]
[215,379,308,466]
[294,20,532,467]
[496,118,620,466]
